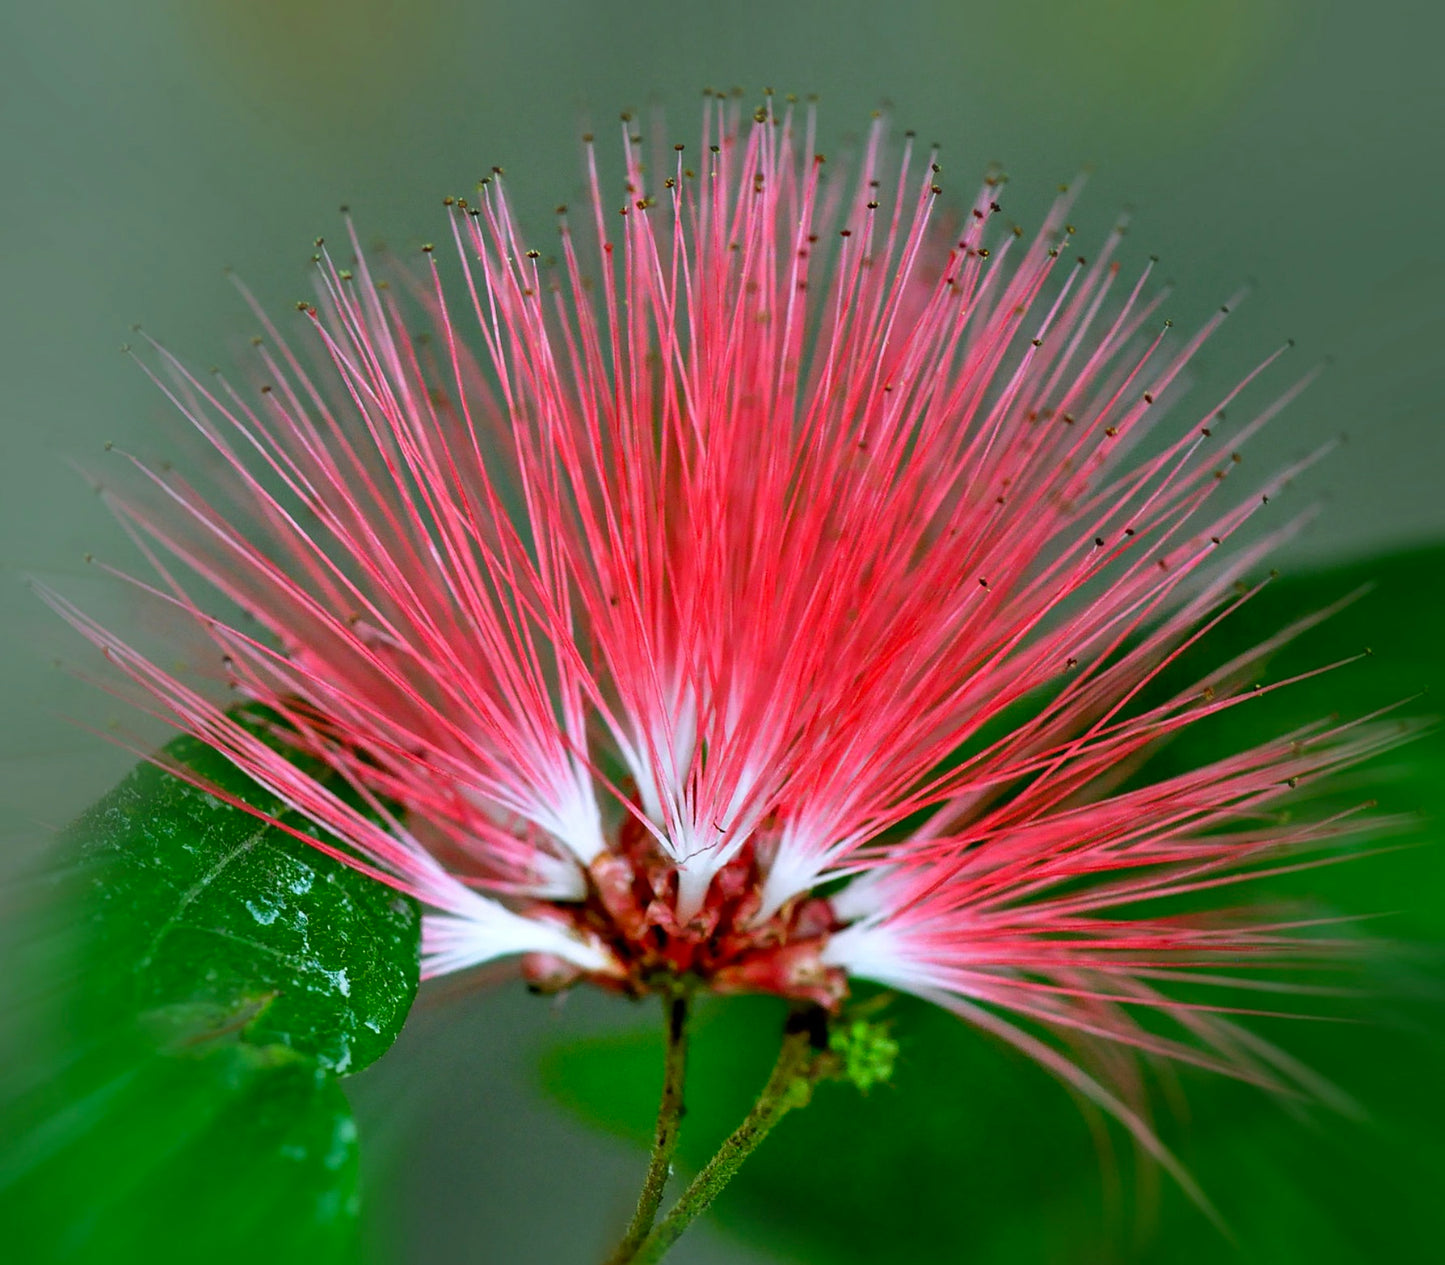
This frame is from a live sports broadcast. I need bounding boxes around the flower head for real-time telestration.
[53,98,1391,1151]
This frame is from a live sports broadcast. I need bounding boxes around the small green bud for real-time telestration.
[829,1018,899,1093]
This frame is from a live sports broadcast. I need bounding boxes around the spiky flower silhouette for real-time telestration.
[53,99,1388,1189]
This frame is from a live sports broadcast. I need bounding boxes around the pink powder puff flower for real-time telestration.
[50,97,1396,1174]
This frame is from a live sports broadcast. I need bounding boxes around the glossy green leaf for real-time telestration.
[69,721,420,1073]
[542,546,1445,1264]
[0,710,422,1264]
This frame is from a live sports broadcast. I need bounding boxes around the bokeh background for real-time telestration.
[3,2,1443,1262]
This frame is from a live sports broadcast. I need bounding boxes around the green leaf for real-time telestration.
[69,721,420,1074]
[0,710,422,1264]
[3,1042,361,1265]
[542,545,1445,1264]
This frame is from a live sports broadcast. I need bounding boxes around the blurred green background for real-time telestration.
[3,2,1443,1263]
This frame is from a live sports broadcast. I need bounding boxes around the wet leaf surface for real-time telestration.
[1,712,421,1264]
[69,724,419,1074]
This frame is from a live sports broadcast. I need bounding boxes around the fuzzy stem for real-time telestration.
[603,984,693,1265]
[621,1009,828,1265]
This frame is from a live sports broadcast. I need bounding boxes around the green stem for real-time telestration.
[602,984,693,1265]
[624,1009,829,1265]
